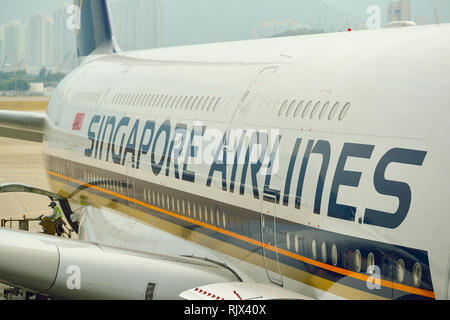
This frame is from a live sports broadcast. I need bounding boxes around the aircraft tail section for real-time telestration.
[74,0,120,58]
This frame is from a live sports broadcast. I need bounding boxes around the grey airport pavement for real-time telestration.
[0,100,53,298]
[0,136,52,298]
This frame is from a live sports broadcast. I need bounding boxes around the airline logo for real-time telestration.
[72,113,86,131]
[83,114,428,230]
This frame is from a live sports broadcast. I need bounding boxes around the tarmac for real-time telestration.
[0,97,51,298]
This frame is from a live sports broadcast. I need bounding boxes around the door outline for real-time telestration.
[124,156,136,217]
[446,254,450,299]
[230,66,278,125]
[260,201,283,287]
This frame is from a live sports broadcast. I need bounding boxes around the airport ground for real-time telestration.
[0,97,51,298]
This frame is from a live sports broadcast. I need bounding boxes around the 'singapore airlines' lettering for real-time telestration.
[84,114,427,230]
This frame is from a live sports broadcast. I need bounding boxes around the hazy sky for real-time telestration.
[1,0,449,24]
[0,0,69,24]
[1,0,449,47]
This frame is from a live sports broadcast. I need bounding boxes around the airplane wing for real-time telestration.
[0,227,242,300]
[0,110,47,143]
[180,282,313,300]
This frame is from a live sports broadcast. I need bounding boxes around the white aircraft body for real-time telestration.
[0,0,449,300]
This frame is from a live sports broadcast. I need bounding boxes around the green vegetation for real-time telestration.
[269,28,325,38]
[0,78,30,91]
[37,67,66,83]
[0,68,66,92]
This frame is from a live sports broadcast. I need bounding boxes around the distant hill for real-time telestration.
[163,0,363,46]
[269,28,325,38]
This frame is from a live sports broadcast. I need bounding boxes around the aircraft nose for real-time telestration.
[0,228,60,293]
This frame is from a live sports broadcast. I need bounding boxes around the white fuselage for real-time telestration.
[44,25,450,300]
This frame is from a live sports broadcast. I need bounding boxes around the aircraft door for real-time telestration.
[231,66,278,126]
[124,156,136,217]
[260,202,283,286]
[447,254,450,299]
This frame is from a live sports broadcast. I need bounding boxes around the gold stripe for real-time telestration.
[47,169,436,299]
[49,177,385,300]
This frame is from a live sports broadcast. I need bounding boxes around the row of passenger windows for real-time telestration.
[72,91,102,105]
[81,170,252,234]
[283,233,422,286]
[111,93,222,112]
[70,90,223,113]
[50,159,424,287]
[276,100,351,121]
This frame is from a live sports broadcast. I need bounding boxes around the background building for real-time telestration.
[3,20,26,70]
[0,26,4,69]
[28,12,53,68]
[110,0,164,51]
[388,0,411,22]
[53,5,77,73]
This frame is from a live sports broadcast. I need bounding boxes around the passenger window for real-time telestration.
[193,202,197,219]
[294,100,304,117]
[286,100,296,117]
[144,94,149,106]
[132,94,139,106]
[302,101,312,118]
[161,95,169,108]
[216,210,220,227]
[155,192,159,206]
[186,200,191,217]
[166,96,173,109]
[154,95,162,108]
[185,97,193,110]
[286,232,291,250]
[208,97,216,111]
[319,101,330,119]
[171,96,179,109]
[148,94,156,107]
[310,101,321,119]
[199,204,204,221]
[190,96,199,110]
[213,97,222,111]
[278,100,289,116]
[117,93,123,105]
[209,207,214,225]
[329,102,340,120]
[137,94,144,106]
[339,102,351,121]
[174,96,183,109]
[202,97,210,111]
[125,94,131,105]
[141,94,148,106]
[196,97,204,111]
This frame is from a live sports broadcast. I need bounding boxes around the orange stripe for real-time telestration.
[47,169,435,299]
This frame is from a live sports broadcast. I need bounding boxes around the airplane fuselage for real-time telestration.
[43,25,450,299]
